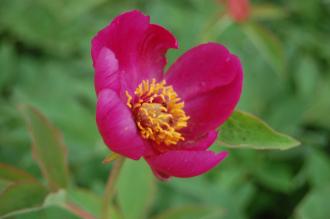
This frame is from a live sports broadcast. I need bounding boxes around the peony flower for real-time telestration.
[91,10,243,179]
[227,0,251,22]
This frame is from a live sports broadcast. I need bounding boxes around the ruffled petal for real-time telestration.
[146,150,228,178]
[179,131,218,151]
[91,10,177,95]
[166,43,239,100]
[96,89,146,159]
[165,43,243,138]
[91,10,148,65]
[94,48,120,96]
[182,65,242,138]
[137,24,178,83]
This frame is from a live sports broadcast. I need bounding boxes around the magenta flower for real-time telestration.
[91,10,243,179]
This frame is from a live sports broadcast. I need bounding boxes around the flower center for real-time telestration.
[126,79,189,146]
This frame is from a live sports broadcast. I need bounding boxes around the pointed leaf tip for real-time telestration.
[102,153,121,164]
[218,110,300,150]
[19,104,69,191]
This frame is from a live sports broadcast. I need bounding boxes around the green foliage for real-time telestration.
[218,111,300,150]
[304,149,330,189]
[153,205,222,219]
[117,160,156,219]
[0,181,48,218]
[0,43,15,90]
[295,186,330,219]
[67,188,122,219]
[67,188,101,217]
[19,105,69,191]
[0,163,36,184]
[242,22,285,77]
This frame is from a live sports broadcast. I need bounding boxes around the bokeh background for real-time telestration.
[0,0,330,218]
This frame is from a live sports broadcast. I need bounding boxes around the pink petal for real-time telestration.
[228,0,251,22]
[165,43,243,138]
[91,10,177,94]
[184,68,242,138]
[166,43,239,100]
[146,150,228,178]
[149,167,171,181]
[137,24,178,83]
[91,10,147,64]
[94,48,120,96]
[96,89,146,160]
[179,131,218,151]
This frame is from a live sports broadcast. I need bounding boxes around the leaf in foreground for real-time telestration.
[242,22,285,77]
[117,159,155,219]
[295,186,330,219]
[0,163,37,183]
[0,163,38,192]
[153,205,223,219]
[0,181,48,218]
[218,111,300,150]
[19,104,69,191]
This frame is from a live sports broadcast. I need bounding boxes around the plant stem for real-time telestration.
[64,202,96,219]
[101,157,125,219]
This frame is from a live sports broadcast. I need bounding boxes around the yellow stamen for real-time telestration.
[125,91,132,108]
[126,80,189,146]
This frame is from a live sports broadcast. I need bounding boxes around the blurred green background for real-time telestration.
[0,0,330,218]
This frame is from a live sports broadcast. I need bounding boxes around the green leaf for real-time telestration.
[0,163,36,183]
[0,163,37,192]
[15,206,80,219]
[251,4,287,20]
[266,96,305,134]
[305,149,330,188]
[295,186,330,219]
[117,159,156,219]
[153,205,223,219]
[254,162,295,193]
[67,188,100,218]
[67,188,122,219]
[19,104,69,191]
[303,75,330,129]
[43,190,67,207]
[102,153,120,164]
[242,22,285,77]
[0,42,16,90]
[0,181,48,218]
[294,55,319,99]
[218,111,300,150]
[169,171,255,219]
